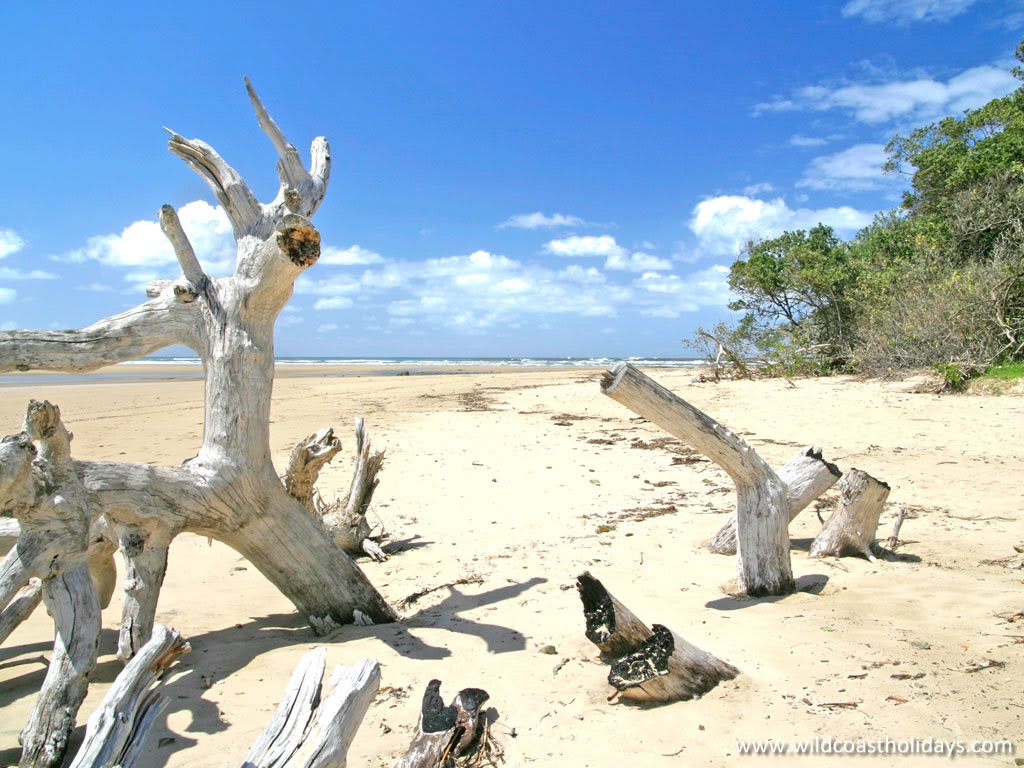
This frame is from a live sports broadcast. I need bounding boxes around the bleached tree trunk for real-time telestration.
[705,446,842,555]
[600,362,794,596]
[244,649,380,768]
[393,681,493,768]
[0,81,395,646]
[577,572,738,703]
[115,522,172,662]
[69,625,190,768]
[0,579,42,645]
[810,469,891,561]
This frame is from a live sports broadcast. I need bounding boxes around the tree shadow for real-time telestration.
[704,574,830,611]
[381,534,432,556]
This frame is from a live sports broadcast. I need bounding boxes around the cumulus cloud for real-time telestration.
[543,235,625,259]
[605,251,673,272]
[320,244,383,266]
[790,135,830,147]
[755,62,1017,126]
[0,229,25,260]
[0,288,15,305]
[689,195,875,257]
[842,0,977,23]
[498,212,585,229]
[742,182,776,195]
[798,143,891,191]
[634,265,733,315]
[56,201,235,279]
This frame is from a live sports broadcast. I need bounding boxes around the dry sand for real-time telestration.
[1,366,1021,767]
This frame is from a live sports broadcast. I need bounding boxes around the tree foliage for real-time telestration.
[696,41,1024,379]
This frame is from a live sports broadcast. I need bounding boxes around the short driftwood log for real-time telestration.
[577,572,738,703]
[601,362,793,596]
[394,680,496,768]
[811,469,891,561]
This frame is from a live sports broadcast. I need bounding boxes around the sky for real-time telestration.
[1,1,1022,359]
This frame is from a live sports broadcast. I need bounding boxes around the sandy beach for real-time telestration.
[1,366,1021,767]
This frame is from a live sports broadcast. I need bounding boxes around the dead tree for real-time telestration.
[0,81,395,765]
[577,572,738,703]
[394,681,497,768]
[285,418,388,561]
[600,362,793,596]
[810,469,891,561]
[705,446,842,555]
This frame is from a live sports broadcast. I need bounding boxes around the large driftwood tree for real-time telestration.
[0,80,396,767]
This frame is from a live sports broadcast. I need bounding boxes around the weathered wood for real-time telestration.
[600,362,794,596]
[244,650,380,768]
[0,578,42,645]
[577,572,738,704]
[115,522,172,662]
[285,427,343,512]
[69,625,189,768]
[887,503,908,549]
[14,401,102,768]
[323,418,387,562]
[394,681,493,768]
[811,469,891,561]
[705,446,842,555]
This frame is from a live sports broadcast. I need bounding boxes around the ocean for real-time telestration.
[1,356,705,386]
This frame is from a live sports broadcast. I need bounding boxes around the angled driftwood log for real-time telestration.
[577,572,738,703]
[810,469,891,561]
[244,649,381,768]
[285,418,388,562]
[600,362,793,596]
[394,680,497,768]
[69,625,190,768]
[705,446,842,555]
[0,81,395,669]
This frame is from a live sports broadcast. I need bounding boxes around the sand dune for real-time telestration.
[1,367,1021,766]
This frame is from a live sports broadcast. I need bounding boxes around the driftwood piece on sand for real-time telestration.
[705,445,842,555]
[284,418,388,562]
[0,82,394,649]
[600,362,793,597]
[577,572,738,703]
[69,625,190,768]
[811,469,891,561]
[244,649,380,768]
[393,680,497,768]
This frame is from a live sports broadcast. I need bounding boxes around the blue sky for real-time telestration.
[1,1,1021,358]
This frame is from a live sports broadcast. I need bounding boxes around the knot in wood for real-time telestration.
[277,225,320,267]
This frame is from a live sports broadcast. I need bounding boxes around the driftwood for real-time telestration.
[285,418,387,562]
[69,625,190,768]
[886,503,908,549]
[244,649,380,768]
[810,469,891,561]
[600,362,793,596]
[705,446,842,555]
[393,681,497,768]
[0,82,395,765]
[577,572,738,703]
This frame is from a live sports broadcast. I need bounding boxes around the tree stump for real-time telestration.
[577,572,738,703]
[811,469,891,561]
[393,681,496,768]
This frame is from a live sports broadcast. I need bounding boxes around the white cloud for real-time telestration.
[605,251,673,272]
[317,323,339,333]
[742,182,776,195]
[0,267,57,280]
[558,265,606,284]
[313,296,354,311]
[789,135,829,147]
[0,229,25,259]
[798,143,892,191]
[56,201,235,280]
[295,274,362,296]
[689,195,875,257]
[498,212,585,229]
[635,265,733,314]
[320,244,383,266]
[755,63,1017,126]
[0,287,16,304]
[842,0,977,23]
[543,234,625,259]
